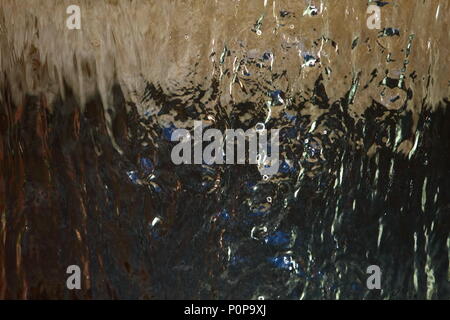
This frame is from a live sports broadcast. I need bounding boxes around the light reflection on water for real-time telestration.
[0,0,449,299]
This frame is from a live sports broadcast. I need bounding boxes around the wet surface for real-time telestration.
[0,0,449,299]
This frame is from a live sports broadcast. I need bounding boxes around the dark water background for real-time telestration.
[0,0,449,299]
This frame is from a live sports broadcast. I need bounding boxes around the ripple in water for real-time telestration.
[0,0,449,299]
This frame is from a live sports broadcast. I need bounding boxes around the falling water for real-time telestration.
[0,0,449,299]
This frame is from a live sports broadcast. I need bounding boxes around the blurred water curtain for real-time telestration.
[0,0,449,299]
